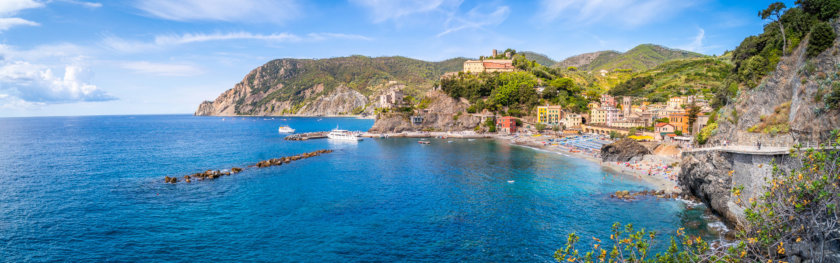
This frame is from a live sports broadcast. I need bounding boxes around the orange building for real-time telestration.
[496,116,517,134]
[668,111,690,134]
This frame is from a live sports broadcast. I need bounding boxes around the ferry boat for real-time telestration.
[327,128,362,141]
[278,126,295,133]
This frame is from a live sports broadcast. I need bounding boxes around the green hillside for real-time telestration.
[587,44,705,72]
[552,44,704,73]
[608,57,733,102]
[241,56,468,114]
[520,51,557,67]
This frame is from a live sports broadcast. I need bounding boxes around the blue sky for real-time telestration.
[0,0,789,117]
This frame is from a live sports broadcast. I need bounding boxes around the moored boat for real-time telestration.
[278,126,295,133]
[328,128,362,141]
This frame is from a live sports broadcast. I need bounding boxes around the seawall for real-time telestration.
[679,147,795,226]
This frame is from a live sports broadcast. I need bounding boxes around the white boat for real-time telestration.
[278,126,295,133]
[328,128,362,141]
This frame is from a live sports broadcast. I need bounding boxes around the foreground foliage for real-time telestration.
[555,131,840,262]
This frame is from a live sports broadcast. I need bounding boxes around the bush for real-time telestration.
[485,119,496,132]
[807,22,836,58]
[555,131,840,262]
[695,123,718,145]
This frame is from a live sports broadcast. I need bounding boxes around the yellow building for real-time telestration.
[463,60,484,73]
[537,105,563,125]
[462,59,513,73]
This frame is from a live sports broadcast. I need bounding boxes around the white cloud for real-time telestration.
[537,0,697,28]
[437,4,509,37]
[135,0,300,24]
[103,32,372,52]
[0,61,115,103]
[0,17,38,31]
[350,0,454,23]
[679,28,705,52]
[0,0,43,15]
[121,61,203,76]
[57,0,102,8]
[0,0,44,32]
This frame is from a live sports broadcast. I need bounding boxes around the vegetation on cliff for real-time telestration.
[608,57,733,103]
[556,131,840,262]
[553,44,703,73]
[210,56,466,115]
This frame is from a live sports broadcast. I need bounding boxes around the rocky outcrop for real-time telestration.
[600,139,651,162]
[195,56,467,117]
[680,149,798,226]
[297,86,367,116]
[710,20,840,146]
[368,90,482,133]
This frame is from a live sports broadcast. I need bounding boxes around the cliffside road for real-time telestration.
[687,145,838,155]
[686,146,792,155]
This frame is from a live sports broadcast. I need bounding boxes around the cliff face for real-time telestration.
[368,90,482,133]
[681,20,840,227]
[710,21,840,146]
[195,56,467,116]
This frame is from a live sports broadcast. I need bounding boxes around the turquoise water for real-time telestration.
[0,115,708,262]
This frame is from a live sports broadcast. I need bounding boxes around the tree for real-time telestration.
[807,22,836,58]
[674,130,683,136]
[796,0,840,21]
[760,2,788,55]
[687,104,701,131]
[535,123,546,132]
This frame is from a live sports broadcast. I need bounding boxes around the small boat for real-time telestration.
[278,126,295,133]
[328,127,362,141]
[418,139,430,144]
[467,139,475,141]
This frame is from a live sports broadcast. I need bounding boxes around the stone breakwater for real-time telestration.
[163,149,334,184]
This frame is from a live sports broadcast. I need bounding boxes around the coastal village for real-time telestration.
[364,49,713,193]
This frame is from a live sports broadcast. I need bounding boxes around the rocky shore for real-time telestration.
[163,149,333,184]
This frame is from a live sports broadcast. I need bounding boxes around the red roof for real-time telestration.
[655,123,672,127]
[666,134,677,137]
[483,62,514,69]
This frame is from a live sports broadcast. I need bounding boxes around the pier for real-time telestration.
[285,131,329,141]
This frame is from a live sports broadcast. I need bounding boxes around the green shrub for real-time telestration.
[696,123,718,145]
[807,22,836,58]
[555,131,840,262]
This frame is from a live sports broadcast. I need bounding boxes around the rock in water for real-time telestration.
[600,139,651,162]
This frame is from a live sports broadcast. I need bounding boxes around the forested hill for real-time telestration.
[520,51,557,67]
[554,44,704,72]
[195,56,467,116]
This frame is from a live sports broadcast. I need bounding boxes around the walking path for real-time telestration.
[686,145,792,155]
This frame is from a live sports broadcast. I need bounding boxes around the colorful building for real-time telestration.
[590,106,620,126]
[668,111,690,134]
[463,56,514,73]
[496,116,517,134]
[561,112,582,128]
[537,105,563,125]
[655,123,675,140]
[600,94,616,107]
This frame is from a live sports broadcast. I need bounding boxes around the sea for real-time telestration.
[0,115,718,262]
